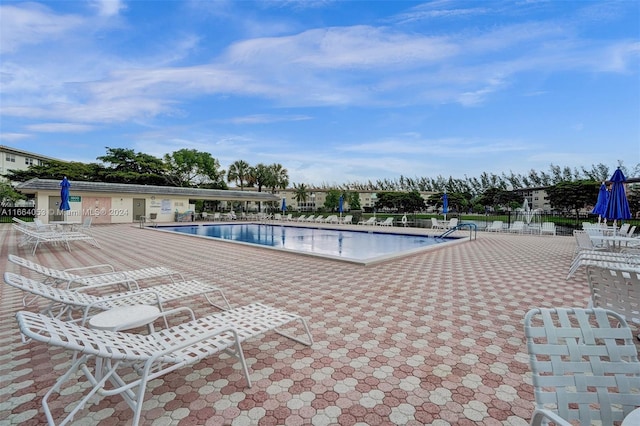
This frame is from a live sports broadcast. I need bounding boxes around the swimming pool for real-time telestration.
[156,224,461,264]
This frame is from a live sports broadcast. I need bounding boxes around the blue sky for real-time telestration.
[1,0,639,186]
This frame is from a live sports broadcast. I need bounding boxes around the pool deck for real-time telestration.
[0,222,632,425]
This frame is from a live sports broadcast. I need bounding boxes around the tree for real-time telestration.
[546,180,600,219]
[227,160,251,189]
[0,181,26,205]
[163,149,225,188]
[375,191,425,212]
[324,189,341,211]
[293,183,309,208]
[97,147,167,185]
[347,191,361,210]
[250,164,271,193]
[5,160,104,182]
[268,163,289,193]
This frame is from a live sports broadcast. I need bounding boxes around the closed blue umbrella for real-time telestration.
[604,167,631,232]
[60,176,71,211]
[338,195,343,215]
[591,182,609,223]
[442,192,448,221]
[281,198,286,214]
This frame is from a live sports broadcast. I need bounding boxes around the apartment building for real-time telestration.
[0,145,62,178]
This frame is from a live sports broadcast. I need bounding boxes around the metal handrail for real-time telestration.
[439,223,477,240]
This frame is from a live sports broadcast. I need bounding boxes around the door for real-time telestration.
[133,198,146,221]
[48,196,63,221]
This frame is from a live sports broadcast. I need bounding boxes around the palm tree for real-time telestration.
[227,160,250,190]
[269,163,289,193]
[293,183,309,211]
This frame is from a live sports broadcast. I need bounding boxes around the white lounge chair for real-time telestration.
[296,215,307,222]
[508,221,525,233]
[304,215,317,222]
[16,302,313,426]
[324,215,338,223]
[444,218,458,229]
[357,217,376,226]
[13,224,101,255]
[431,218,445,230]
[540,222,556,236]
[377,217,394,226]
[8,253,184,292]
[314,215,326,222]
[524,307,640,426]
[485,221,503,232]
[566,249,639,279]
[340,215,352,224]
[4,271,230,324]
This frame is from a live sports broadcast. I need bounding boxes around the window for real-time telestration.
[25,157,34,166]
[6,154,15,162]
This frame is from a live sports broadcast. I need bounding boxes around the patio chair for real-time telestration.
[72,216,93,235]
[508,221,525,233]
[377,217,394,226]
[573,229,609,256]
[445,218,458,229]
[485,221,503,232]
[340,215,352,224]
[540,222,556,236]
[8,253,184,293]
[296,215,307,222]
[4,271,231,325]
[586,265,640,328]
[322,215,336,223]
[16,302,313,426]
[357,217,376,226]
[524,307,640,426]
[619,223,631,236]
[430,217,444,230]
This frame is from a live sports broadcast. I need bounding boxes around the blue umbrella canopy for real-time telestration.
[59,176,71,211]
[591,182,609,222]
[338,195,343,214]
[442,192,448,220]
[604,167,631,222]
[281,197,286,213]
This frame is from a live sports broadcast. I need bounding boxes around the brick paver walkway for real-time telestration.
[0,223,613,425]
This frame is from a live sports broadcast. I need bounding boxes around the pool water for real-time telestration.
[157,224,457,264]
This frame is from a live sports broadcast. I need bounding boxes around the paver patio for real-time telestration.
[0,222,629,425]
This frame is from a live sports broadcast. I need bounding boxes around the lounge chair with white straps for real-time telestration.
[13,223,100,255]
[16,302,313,426]
[9,254,184,291]
[524,307,640,426]
[4,271,231,325]
[566,250,640,279]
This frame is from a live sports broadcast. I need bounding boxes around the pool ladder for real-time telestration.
[439,223,477,240]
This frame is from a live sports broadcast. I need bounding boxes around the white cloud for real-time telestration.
[90,0,125,17]
[26,123,95,133]
[0,3,84,53]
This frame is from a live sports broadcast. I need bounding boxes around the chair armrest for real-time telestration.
[64,264,116,274]
[530,409,572,426]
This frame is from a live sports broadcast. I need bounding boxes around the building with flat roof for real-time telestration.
[15,178,280,225]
